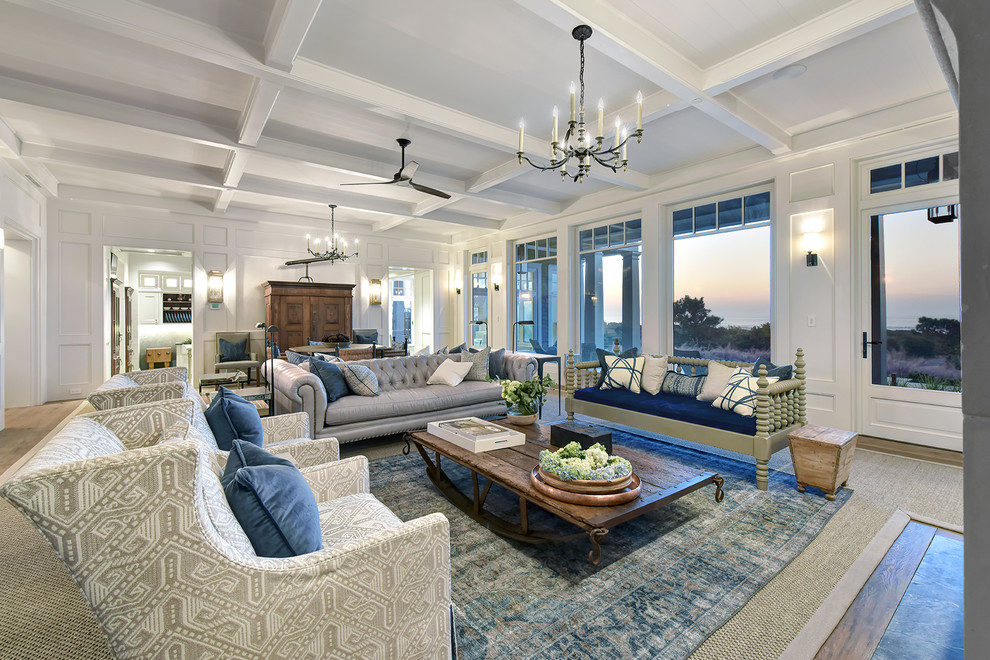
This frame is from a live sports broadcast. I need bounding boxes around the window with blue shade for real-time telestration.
[744,192,771,223]
[905,156,939,188]
[694,203,717,232]
[673,208,693,236]
[718,198,743,228]
[870,164,902,193]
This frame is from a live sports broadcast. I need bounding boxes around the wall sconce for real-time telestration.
[801,232,823,267]
[492,262,502,291]
[369,278,382,305]
[493,282,500,291]
[206,270,224,303]
[456,287,462,295]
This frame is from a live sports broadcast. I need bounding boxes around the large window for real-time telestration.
[577,219,642,360]
[514,237,557,353]
[672,190,771,362]
[470,271,488,347]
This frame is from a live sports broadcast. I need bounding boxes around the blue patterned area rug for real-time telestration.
[369,430,850,660]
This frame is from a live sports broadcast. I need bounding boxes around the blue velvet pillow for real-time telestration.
[221,440,322,558]
[660,372,706,397]
[488,347,507,380]
[596,347,640,388]
[752,357,793,380]
[204,386,263,450]
[353,331,378,344]
[448,342,466,354]
[218,337,248,362]
[309,358,350,403]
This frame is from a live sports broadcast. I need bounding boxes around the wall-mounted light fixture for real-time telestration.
[492,263,502,291]
[456,287,462,295]
[206,270,224,303]
[369,278,382,305]
[801,232,823,267]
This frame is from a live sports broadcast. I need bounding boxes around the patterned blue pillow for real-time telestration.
[595,347,640,388]
[713,371,780,416]
[752,357,792,380]
[601,355,646,393]
[286,350,308,365]
[660,372,706,397]
[341,363,378,396]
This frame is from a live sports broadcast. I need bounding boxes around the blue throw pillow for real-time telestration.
[448,342,466,354]
[488,347,507,380]
[221,439,322,558]
[218,337,248,362]
[752,357,793,380]
[286,350,308,365]
[307,339,324,346]
[660,372,706,397]
[596,347,640,388]
[353,331,378,344]
[204,386,263,450]
[309,358,350,403]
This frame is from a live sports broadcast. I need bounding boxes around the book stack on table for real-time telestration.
[427,417,526,453]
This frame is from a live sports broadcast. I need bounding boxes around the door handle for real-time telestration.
[862,332,882,358]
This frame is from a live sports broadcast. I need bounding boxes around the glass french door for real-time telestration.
[859,203,962,449]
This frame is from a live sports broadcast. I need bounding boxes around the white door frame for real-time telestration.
[0,221,44,421]
[854,192,962,450]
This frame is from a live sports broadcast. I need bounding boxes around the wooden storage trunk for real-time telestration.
[787,424,857,500]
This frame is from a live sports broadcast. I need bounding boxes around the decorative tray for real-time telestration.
[530,467,641,506]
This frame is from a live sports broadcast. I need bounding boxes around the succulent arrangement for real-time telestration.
[539,441,632,481]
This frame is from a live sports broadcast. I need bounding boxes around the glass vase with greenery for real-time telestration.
[500,374,555,416]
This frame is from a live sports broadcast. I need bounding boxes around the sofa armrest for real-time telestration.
[503,352,538,381]
[266,436,340,468]
[300,455,369,500]
[259,412,311,442]
[265,361,327,438]
[126,366,188,385]
[87,381,189,411]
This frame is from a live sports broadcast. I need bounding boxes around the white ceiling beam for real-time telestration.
[413,196,461,217]
[264,0,323,70]
[373,216,413,232]
[213,188,235,213]
[704,0,916,96]
[238,79,282,147]
[515,0,792,154]
[221,150,250,187]
[0,117,59,196]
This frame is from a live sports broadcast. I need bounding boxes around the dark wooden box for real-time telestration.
[550,422,613,453]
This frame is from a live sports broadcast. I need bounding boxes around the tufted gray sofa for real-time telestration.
[265,352,538,442]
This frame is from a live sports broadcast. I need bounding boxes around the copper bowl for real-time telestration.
[531,467,641,506]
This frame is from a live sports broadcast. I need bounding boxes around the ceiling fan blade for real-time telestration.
[340,179,400,187]
[409,181,452,199]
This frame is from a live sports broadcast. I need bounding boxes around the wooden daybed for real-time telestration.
[564,348,807,490]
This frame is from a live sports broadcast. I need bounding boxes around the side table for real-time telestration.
[787,424,857,500]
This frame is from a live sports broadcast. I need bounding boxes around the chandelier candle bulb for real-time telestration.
[570,82,576,122]
[306,234,310,250]
[552,106,558,144]
[518,120,524,154]
[597,98,604,140]
[622,128,628,162]
[636,91,643,131]
[614,117,621,150]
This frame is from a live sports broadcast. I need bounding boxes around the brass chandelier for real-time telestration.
[516,25,644,183]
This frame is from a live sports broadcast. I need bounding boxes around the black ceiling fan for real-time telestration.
[341,138,451,199]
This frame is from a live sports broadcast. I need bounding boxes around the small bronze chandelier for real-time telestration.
[517,25,644,183]
[306,204,357,264]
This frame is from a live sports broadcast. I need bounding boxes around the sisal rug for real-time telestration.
[370,429,851,660]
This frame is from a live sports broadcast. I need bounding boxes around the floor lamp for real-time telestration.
[256,322,279,416]
[512,320,534,353]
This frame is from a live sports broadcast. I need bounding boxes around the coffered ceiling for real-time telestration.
[0,0,956,243]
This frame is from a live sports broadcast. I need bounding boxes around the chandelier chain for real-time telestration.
[578,37,585,111]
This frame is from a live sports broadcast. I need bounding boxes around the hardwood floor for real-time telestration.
[0,400,83,474]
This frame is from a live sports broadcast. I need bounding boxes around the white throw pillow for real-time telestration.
[640,356,668,395]
[414,345,431,356]
[712,371,779,417]
[697,362,747,402]
[601,355,646,393]
[427,358,473,386]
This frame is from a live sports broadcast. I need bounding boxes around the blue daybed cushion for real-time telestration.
[752,357,792,380]
[573,387,758,435]
[204,386,263,450]
[221,439,322,558]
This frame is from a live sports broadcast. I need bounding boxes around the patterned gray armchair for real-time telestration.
[1,432,453,659]
[87,367,198,411]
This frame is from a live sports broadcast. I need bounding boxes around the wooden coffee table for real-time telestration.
[405,420,724,564]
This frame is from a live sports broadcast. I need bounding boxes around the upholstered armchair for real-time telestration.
[1,436,453,659]
[215,331,262,384]
[81,398,333,467]
[87,368,198,410]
